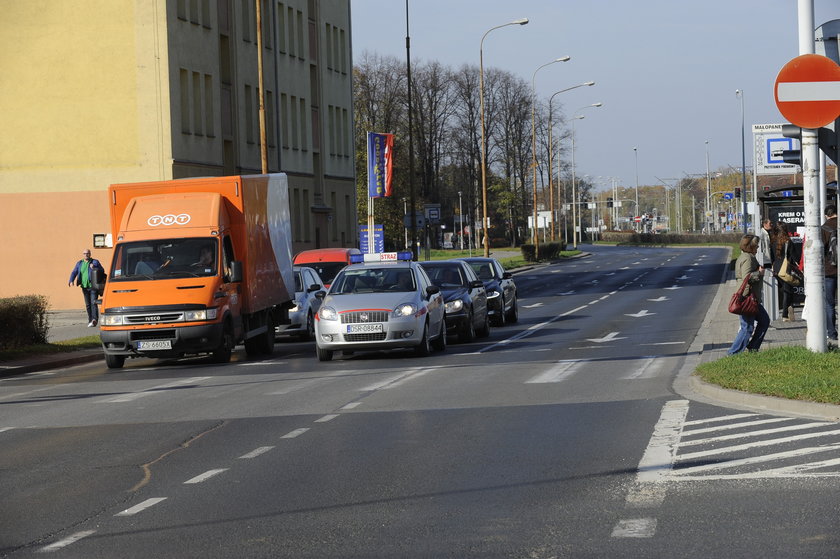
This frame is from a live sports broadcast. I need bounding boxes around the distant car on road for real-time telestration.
[314,252,446,361]
[461,257,518,326]
[419,260,490,343]
[275,266,325,341]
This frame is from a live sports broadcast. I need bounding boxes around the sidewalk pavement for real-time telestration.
[3,263,839,421]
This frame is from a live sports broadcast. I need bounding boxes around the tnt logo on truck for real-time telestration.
[147,213,191,227]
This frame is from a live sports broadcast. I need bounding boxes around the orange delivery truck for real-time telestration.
[99,174,294,369]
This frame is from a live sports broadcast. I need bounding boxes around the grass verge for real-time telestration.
[0,335,101,362]
[695,345,840,405]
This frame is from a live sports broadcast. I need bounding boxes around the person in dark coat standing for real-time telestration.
[822,205,838,342]
[68,249,105,327]
[772,222,797,322]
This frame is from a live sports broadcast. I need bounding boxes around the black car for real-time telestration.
[419,260,490,342]
[461,257,518,326]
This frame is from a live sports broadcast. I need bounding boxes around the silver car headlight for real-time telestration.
[101,314,124,326]
[393,303,417,317]
[445,299,464,313]
[184,308,218,321]
[319,306,338,321]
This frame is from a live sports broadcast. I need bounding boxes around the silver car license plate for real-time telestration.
[137,340,172,350]
[346,323,383,334]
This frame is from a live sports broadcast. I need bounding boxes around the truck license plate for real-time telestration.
[137,340,172,350]
[346,323,383,334]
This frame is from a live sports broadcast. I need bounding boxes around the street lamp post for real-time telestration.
[705,140,711,234]
[570,103,602,248]
[547,81,595,241]
[480,18,528,258]
[531,56,570,259]
[736,89,747,233]
[633,147,640,232]
[457,190,464,251]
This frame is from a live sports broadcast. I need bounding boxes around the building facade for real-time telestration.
[0,0,356,309]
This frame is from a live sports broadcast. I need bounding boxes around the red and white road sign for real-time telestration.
[774,54,840,129]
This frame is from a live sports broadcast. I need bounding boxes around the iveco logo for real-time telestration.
[145,315,161,322]
[360,313,369,322]
[148,213,191,226]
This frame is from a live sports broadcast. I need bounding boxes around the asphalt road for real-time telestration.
[2,245,839,558]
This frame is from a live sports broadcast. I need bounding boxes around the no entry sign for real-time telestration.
[774,54,840,129]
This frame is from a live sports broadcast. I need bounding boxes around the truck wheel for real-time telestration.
[105,353,125,369]
[212,323,234,363]
[316,345,333,361]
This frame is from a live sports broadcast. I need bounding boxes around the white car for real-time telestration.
[314,252,446,361]
[275,266,325,341]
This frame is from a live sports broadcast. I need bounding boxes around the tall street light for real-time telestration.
[705,140,711,234]
[531,56,571,258]
[548,81,595,241]
[570,103,602,247]
[480,17,528,258]
[633,147,640,232]
[736,89,747,233]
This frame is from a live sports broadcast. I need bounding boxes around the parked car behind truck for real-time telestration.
[99,174,294,368]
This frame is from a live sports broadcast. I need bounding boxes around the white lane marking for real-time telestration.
[0,427,14,433]
[525,361,583,384]
[625,310,655,318]
[679,421,832,447]
[237,360,289,366]
[479,305,588,353]
[648,296,669,302]
[622,357,661,380]
[523,303,543,308]
[683,417,795,435]
[315,414,340,423]
[239,446,275,459]
[100,377,210,403]
[636,400,690,483]
[683,413,758,426]
[282,428,310,439]
[115,497,167,516]
[361,368,433,391]
[587,332,626,344]
[673,443,840,478]
[341,402,362,410]
[611,518,657,538]
[664,285,681,290]
[641,341,685,346]
[184,468,228,484]
[0,387,53,401]
[760,456,840,477]
[677,428,840,461]
[38,530,97,552]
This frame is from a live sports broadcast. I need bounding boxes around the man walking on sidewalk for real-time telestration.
[68,249,104,327]
[822,205,838,342]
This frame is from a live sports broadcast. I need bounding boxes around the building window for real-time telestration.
[266,90,275,147]
[296,10,304,59]
[299,97,307,151]
[331,192,338,240]
[205,74,214,137]
[342,108,349,157]
[261,0,271,49]
[193,71,203,135]
[277,3,286,53]
[245,84,254,144]
[190,0,199,23]
[280,93,289,149]
[290,95,299,150]
[202,0,211,28]
[339,28,347,73]
[302,188,310,241]
[180,68,190,134]
[293,188,301,241]
[333,26,340,73]
[241,0,251,42]
[287,6,295,57]
[177,0,187,20]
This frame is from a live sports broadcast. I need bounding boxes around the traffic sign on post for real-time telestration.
[774,54,840,129]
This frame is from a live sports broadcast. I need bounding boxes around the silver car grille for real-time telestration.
[340,311,389,324]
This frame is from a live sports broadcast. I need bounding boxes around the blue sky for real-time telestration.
[351,0,838,190]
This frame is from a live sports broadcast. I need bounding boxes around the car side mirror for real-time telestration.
[308,284,321,292]
[426,285,440,296]
[229,261,243,283]
[315,290,327,300]
[503,271,512,279]
[470,280,484,289]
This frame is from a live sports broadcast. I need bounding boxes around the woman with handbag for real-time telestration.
[728,234,770,355]
[772,222,798,322]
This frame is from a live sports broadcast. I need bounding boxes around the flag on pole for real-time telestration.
[367,132,394,198]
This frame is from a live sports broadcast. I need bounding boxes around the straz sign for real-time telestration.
[147,213,191,226]
[753,124,798,176]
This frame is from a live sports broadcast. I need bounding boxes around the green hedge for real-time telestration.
[600,232,742,245]
[0,295,49,350]
[520,240,567,262]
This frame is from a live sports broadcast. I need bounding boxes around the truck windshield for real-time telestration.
[110,238,219,281]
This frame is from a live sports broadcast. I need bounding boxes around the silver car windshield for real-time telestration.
[330,268,416,294]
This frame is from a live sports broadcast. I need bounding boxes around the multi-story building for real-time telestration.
[0,0,356,309]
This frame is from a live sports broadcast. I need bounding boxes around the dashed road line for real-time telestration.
[184,468,228,484]
[238,446,275,459]
[281,428,310,439]
[611,518,657,538]
[99,377,210,403]
[315,414,340,423]
[525,361,583,384]
[38,530,96,553]
[115,497,167,516]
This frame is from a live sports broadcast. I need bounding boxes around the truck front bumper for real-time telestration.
[100,322,224,358]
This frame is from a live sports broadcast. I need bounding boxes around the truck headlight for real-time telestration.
[445,299,464,313]
[319,306,338,321]
[184,308,218,321]
[101,314,124,326]
[393,303,417,317]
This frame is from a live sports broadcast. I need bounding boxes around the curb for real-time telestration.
[0,350,103,378]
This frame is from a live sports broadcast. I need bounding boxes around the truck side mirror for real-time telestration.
[229,261,243,283]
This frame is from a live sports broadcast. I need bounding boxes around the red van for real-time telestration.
[292,248,361,288]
